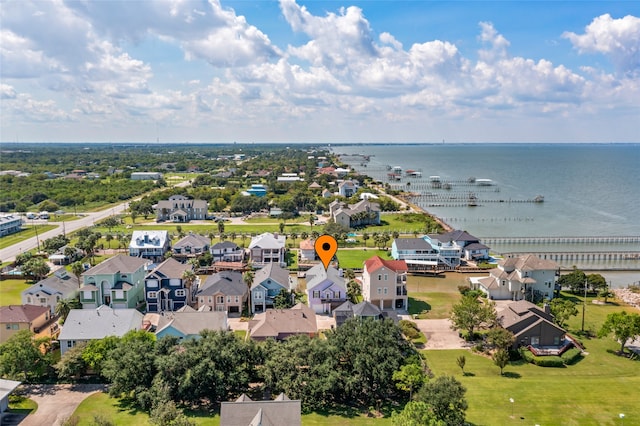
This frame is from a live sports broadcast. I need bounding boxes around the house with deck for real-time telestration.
[469,254,559,302]
[145,258,195,312]
[154,195,208,222]
[329,199,380,228]
[21,270,79,315]
[172,234,210,261]
[79,255,150,309]
[250,263,295,313]
[305,264,347,314]
[248,233,286,267]
[429,230,489,261]
[362,256,408,310]
[196,271,247,315]
[498,300,568,351]
[211,241,244,263]
[129,230,170,263]
[391,236,463,269]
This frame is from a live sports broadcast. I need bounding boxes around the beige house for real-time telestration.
[0,305,52,343]
[362,256,408,310]
[196,271,248,315]
[249,303,317,341]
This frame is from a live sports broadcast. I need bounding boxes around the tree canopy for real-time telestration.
[450,294,497,338]
[598,311,640,354]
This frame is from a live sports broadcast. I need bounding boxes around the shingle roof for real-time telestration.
[155,311,227,336]
[502,254,559,271]
[0,305,49,323]
[58,306,143,340]
[23,272,79,297]
[146,257,190,279]
[220,394,301,426]
[393,238,431,251]
[253,263,291,290]
[364,256,408,273]
[305,264,346,291]
[249,303,317,339]
[83,255,150,276]
[352,301,382,317]
[212,241,240,250]
[432,230,480,243]
[249,233,286,250]
[199,271,247,296]
[129,230,169,249]
[173,234,210,249]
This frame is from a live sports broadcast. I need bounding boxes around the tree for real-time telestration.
[347,279,362,303]
[99,216,121,233]
[181,269,197,301]
[55,297,81,323]
[82,336,120,377]
[274,289,295,309]
[598,311,640,354]
[415,375,467,426]
[485,327,515,351]
[150,400,195,426]
[362,232,370,247]
[587,273,607,292]
[549,298,579,328]
[393,363,425,400]
[308,214,315,229]
[22,257,50,281]
[456,355,466,375]
[449,295,497,339]
[0,330,52,381]
[391,401,445,426]
[598,288,614,303]
[71,261,85,284]
[279,221,285,234]
[55,342,87,380]
[492,349,510,375]
[558,267,587,293]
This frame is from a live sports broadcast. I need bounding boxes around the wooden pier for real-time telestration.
[501,251,640,262]
[484,236,640,245]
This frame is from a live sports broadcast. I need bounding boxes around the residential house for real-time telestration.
[248,303,317,341]
[220,393,301,426]
[196,271,247,315]
[469,254,559,302]
[143,308,228,340]
[391,236,462,269]
[362,256,408,310]
[321,189,333,198]
[172,233,211,261]
[305,264,347,314]
[0,214,22,237]
[308,181,322,191]
[498,300,567,351]
[47,245,83,265]
[0,305,52,343]
[298,239,316,262]
[329,199,380,228]
[211,241,244,263]
[333,300,385,326]
[154,195,208,222]
[58,305,143,355]
[244,184,267,197]
[131,172,162,180]
[250,263,295,313]
[129,230,170,262]
[429,230,490,261]
[145,258,195,312]
[79,255,150,309]
[1,379,22,415]
[21,270,79,315]
[248,233,286,267]
[338,180,358,197]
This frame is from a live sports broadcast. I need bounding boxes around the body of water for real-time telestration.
[336,143,640,286]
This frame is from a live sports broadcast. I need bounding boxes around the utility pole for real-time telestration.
[581,278,587,332]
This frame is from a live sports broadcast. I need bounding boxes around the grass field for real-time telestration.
[0,225,58,250]
[335,249,391,269]
[0,278,32,305]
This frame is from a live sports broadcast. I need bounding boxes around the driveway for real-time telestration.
[3,384,107,426]
[413,319,470,350]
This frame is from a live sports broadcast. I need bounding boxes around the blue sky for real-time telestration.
[1,1,639,143]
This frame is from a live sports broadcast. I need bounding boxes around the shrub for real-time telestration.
[399,320,421,340]
[532,356,564,367]
[561,348,583,365]
[458,285,471,295]
[519,347,534,363]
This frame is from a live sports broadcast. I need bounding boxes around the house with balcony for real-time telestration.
[129,230,170,263]
[21,270,79,315]
[196,271,247,315]
[329,199,380,229]
[250,263,295,313]
[0,305,52,344]
[391,236,463,270]
[0,214,22,237]
[58,306,143,355]
[172,234,210,262]
[79,255,150,309]
[145,258,195,312]
[362,256,408,310]
[338,180,359,197]
[154,195,208,222]
[469,254,559,302]
[305,264,347,314]
[248,233,286,267]
[429,230,489,261]
[211,241,245,263]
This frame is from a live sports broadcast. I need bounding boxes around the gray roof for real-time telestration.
[220,393,301,426]
[146,257,190,280]
[0,379,22,409]
[199,271,247,296]
[431,229,479,244]
[500,254,559,272]
[393,238,431,251]
[23,271,79,297]
[173,234,210,249]
[249,303,317,339]
[155,311,227,336]
[58,305,143,341]
[83,255,150,276]
[464,242,490,251]
[249,233,286,250]
[253,263,291,290]
[212,241,240,250]
[352,301,382,317]
[305,264,346,291]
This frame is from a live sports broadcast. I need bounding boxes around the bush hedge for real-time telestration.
[561,348,583,365]
[399,320,420,340]
[519,346,582,367]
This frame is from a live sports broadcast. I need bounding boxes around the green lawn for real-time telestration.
[335,249,391,269]
[8,395,38,416]
[0,225,58,250]
[0,278,32,305]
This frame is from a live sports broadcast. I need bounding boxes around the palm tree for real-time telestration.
[240,232,247,247]
[243,269,255,314]
[309,214,315,230]
[362,232,370,247]
[289,232,298,245]
[105,233,113,249]
[71,261,84,285]
[279,221,285,234]
[182,269,197,304]
[217,220,225,235]
[300,231,309,241]
[56,297,81,323]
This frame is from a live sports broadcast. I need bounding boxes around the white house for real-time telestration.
[0,214,22,237]
[129,230,170,262]
[469,254,559,302]
[248,233,286,267]
[21,270,79,315]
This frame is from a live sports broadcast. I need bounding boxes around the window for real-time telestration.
[216,296,224,304]
[175,290,186,297]
[377,288,382,295]
[384,274,388,281]
[227,296,231,303]
[67,341,74,348]
[27,296,32,303]
[83,290,92,299]
[383,287,388,295]
[147,280,158,288]
[148,292,157,299]
[208,296,212,303]
[200,297,204,304]
[235,296,239,303]
[114,290,124,299]
[255,292,262,300]
[313,291,320,298]
[377,274,382,281]
[11,324,19,330]
[5,324,10,330]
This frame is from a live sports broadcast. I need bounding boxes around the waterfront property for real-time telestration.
[196,271,248,315]
[58,305,143,355]
[144,258,195,312]
[248,303,317,341]
[338,180,359,197]
[470,254,559,302]
[250,263,295,313]
[391,236,462,270]
[362,256,408,310]
[154,195,208,222]
[80,255,150,309]
[0,304,52,343]
[129,230,170,262]
[0,214,22,237]
[305,264,347,314]
[430,230,489,261]
[21,269,79,315]
[328,199,380,228]
[248,233,286,267]
[498,300,568,352]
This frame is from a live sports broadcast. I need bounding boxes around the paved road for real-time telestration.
[1,384,106,426]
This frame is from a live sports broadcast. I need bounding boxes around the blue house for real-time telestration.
[250,263,294,313]
[245,184,267,197]
[391,236,463,269]
[144,258,196,312]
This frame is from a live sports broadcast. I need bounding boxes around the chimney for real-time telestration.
[144,234,149,243]
[543,303,550,315]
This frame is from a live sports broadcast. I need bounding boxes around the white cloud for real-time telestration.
[0,84,17,99]
[563,14,640,75]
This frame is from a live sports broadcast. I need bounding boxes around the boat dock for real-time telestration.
[483,236,640,245]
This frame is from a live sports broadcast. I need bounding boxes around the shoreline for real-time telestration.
[612,288,640,311]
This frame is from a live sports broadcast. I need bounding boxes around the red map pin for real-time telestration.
[315,235,338,270]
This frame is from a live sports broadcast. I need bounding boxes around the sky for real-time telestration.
[1,0,639,144]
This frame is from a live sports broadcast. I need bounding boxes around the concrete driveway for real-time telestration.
[3,384,106,426]
[414,319,470,350]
